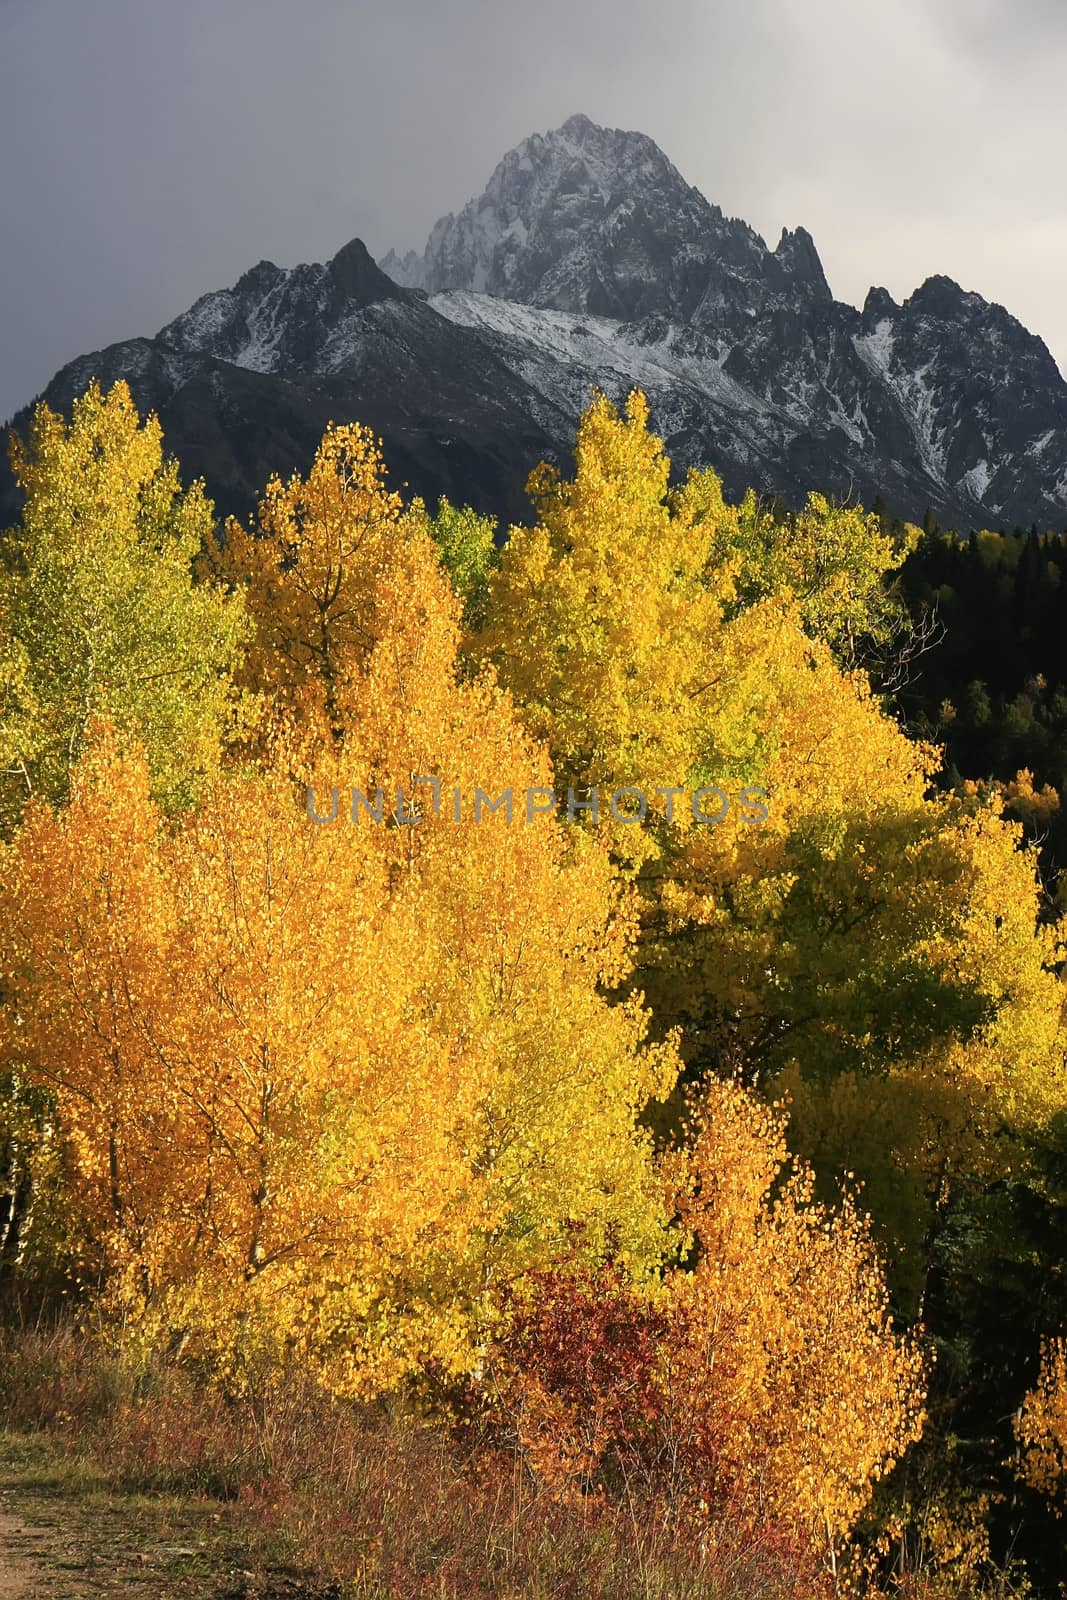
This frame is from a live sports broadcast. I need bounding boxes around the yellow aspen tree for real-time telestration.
[661,1080,927,1564]
[209,420,407,745]
[477,389,750,818]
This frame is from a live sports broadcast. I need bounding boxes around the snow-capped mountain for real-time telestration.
[4,114,1067,531]
[382,113,1067,528]
[379,113,832,323]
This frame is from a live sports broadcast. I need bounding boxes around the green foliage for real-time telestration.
[676,474,911,659]
[412,495,498,631]
[0,380,249,825]
[0,1066,63,1281]
[898,524,1067,883]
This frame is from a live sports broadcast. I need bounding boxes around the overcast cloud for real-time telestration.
[1,0,1065,424]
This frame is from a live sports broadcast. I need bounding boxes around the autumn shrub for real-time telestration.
[489,1247,670,1501]
[481,1081,926,1594]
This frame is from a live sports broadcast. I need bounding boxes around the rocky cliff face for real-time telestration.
[4,115,1066,532]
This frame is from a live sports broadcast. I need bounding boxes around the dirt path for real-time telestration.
[0,1444,237,1598]
[0,1511,34,1600]
[0,1434,336,1599]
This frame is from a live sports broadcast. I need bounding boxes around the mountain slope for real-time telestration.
[3,116,1066,532]
[0,242,566,527]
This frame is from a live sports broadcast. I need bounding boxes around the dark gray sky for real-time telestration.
[2,0,1065,424]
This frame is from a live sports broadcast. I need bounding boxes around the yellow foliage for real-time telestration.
[1015,1336,1067,1510]
[1,493,677,1389]
[477,385,1067,1305]
[661,1080,927,1554]
[478,389,743,829]
[209,419,411,745]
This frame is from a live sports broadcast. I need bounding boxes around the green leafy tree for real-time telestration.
[413,495,498,631]
[676,473,911,660]
[0,380,249,824]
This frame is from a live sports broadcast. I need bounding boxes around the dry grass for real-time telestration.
[0,1317,820,1600]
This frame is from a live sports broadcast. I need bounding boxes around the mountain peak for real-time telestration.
[774,226,831,302]
[234,259,283,294]
[328,236,408,305]
[559,111,596,137]
[378,247,426,290]
[546,112,659,159]
[906,274,972,317]
[378,115,822,326]
[386,112,702,311]
[863,285,898,323]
